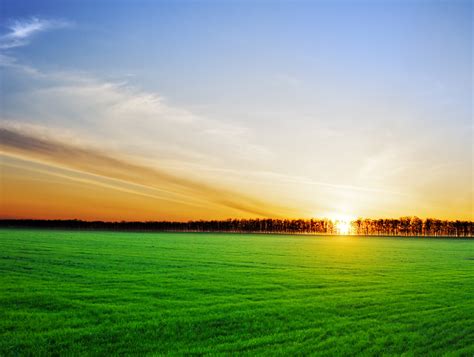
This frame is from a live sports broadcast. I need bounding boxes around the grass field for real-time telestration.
[0,229,473,355]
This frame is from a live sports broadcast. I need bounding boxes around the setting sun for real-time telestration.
[334,220,351,235]
[325,212,354,235]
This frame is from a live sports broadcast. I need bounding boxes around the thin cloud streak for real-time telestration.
[0,127,283,218]
[1,154,208,209]
[0,17,72,49]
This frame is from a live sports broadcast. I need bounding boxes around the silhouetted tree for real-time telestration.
[0,217,472,237]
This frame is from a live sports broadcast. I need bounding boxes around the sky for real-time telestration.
[0,0,472,221]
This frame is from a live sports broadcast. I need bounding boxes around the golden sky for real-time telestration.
[1,126,472,221]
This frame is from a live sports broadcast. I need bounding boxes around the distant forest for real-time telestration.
[1,218,473,237]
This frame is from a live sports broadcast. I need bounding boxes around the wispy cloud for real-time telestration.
[2,66,273,168]
[0,57,291,218]
[0,53,41,75]
[0,16,72,50]
[0,62,437,220]
[0,127,282,218]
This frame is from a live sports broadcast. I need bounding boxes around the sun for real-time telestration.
[334,220,351,235]
[325,212,354,235]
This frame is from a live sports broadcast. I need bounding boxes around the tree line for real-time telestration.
[0,218,472,237]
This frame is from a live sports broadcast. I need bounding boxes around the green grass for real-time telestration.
[0,229,473,356]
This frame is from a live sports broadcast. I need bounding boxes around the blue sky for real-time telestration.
[1,0,472,220]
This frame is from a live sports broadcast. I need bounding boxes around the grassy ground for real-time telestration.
[0,229,473,355]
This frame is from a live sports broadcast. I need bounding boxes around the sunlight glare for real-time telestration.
[335,220,351,235]
[326,211,354,235]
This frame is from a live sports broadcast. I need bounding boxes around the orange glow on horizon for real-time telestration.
[1,126,473,222]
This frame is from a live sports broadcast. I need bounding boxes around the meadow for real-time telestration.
[0,229,473,355]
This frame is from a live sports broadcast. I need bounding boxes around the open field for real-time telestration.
[0,229,473,355]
